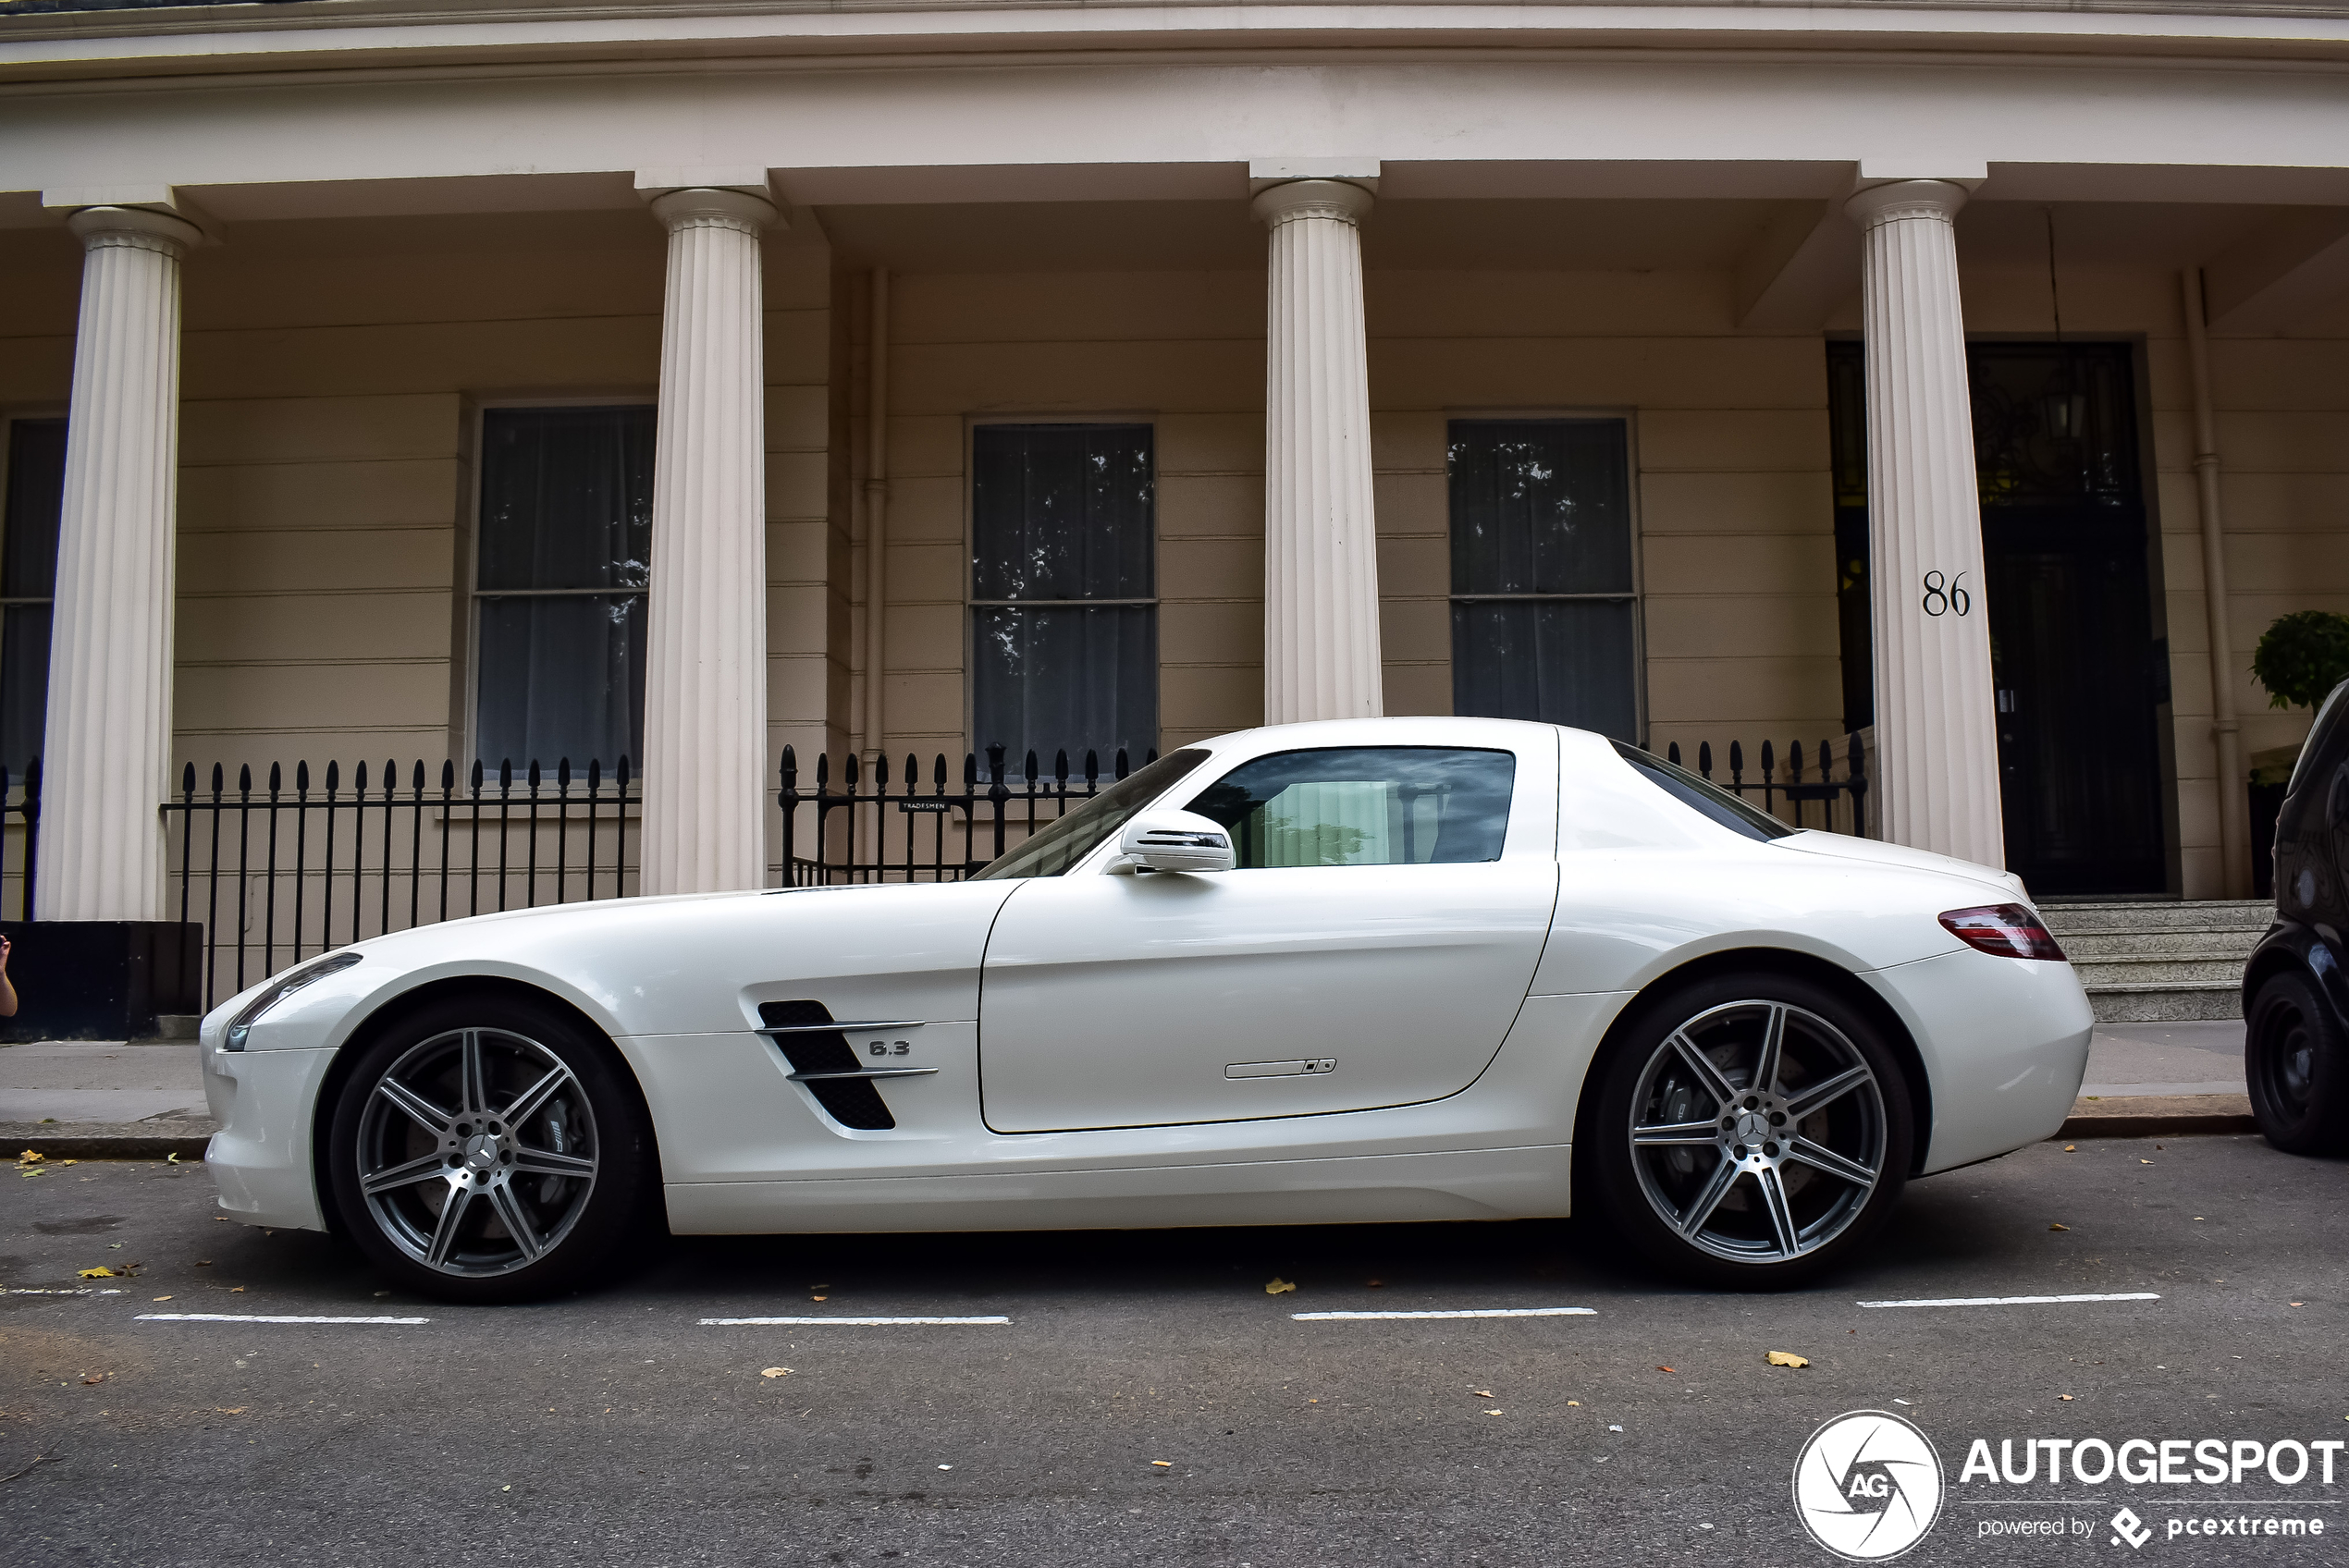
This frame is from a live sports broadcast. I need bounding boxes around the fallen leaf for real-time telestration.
[59,1159,77,1167]
[230,1286,245,1293]
[2050,1223,2070,1231]
[1471,1389,1494,1398]
[77,1267,115,1280]
[18,1149,42,1163]
[1484,1409,1505,1416]
[1265,1278,1296,1295]
[810,1295,827,1303]
[214,1216,228,1221]
[2063,1144,2077,1152]
[1766,1352,1810,1368]
[1567,1401,1580,1407]
[152,1295,172,1303]
[215,1407,248,1415]
[195,1260,212,1267]
[1150,1460,1172,1468]
[167,1152,181,1165]
[18,1168,44,1179]
[2141,1159,2154,1165]
[2060,1394,2075,1402]
[1656,1366,1676,1374]
[80,1374,104,1385]
[2291,1302,2305,1307]
[760,1367,793,1379]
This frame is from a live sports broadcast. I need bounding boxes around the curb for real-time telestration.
[6,1122,214,1160]
[2056,1094,2257,1140]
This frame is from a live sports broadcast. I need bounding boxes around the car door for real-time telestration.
[977,731,1560,1133]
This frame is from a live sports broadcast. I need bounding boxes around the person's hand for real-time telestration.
[0,934,11,973]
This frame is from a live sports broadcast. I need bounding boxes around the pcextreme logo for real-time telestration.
[1794,1410,1948,1561]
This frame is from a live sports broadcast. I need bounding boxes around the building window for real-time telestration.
[1448,418,1639,741]
[970,423,1157,766]
[473,406,653,773]
[0,419,65,776]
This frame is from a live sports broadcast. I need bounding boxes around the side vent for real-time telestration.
[757,999,896,1131]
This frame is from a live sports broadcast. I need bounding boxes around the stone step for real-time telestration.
[2058,927,2267,959]
[2085,983,2244,1024]
[2039,900,2274,935]
[2072,955,2249,986]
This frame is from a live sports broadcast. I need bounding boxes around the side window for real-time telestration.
[1,418,66,775]
[1186,747,1517,869]
[473,405,654,773]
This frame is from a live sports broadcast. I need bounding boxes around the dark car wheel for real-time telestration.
[326,993,657,1305]
[1584,972,1914,1289]
[2245,970,2349,1157]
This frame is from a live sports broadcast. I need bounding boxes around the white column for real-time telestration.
[641,186,777,895]
[1253,179,1384,725]
[37,204,202,923]
[1843,179,2004,870]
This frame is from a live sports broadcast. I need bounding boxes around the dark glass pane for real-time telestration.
[1187,746,1517,868]
[477,407,655,593]
[1827,339,1875,733]
[971,424,1154,602]
[0,605,52,774]
[1451,600,1638,741]
[4,419,66,599]
[1969,343,2142,511]
[474,594,646,773]
[972,605,1156,769]
[1448,420,1631,597]
[1,420,66,773]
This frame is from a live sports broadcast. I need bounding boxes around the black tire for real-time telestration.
[1583,971,1914,1290]
[326,992,656,1305]
[2245,970,2349,1157]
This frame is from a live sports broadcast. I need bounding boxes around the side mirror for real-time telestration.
[1113,810,1236,875]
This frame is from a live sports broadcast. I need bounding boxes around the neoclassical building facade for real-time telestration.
[4,0,2347,925]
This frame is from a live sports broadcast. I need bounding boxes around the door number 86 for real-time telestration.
[1921,570,1972,618]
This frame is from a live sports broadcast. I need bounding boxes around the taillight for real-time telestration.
[1938,904,2067,962]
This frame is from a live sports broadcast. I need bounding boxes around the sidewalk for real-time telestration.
[0,1021,2257,1158]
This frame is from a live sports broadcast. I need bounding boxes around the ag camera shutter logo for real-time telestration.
[1792,1410,1946,1560]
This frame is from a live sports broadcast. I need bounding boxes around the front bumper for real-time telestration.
[201,1033,334,1231]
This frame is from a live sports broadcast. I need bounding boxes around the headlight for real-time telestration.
[222,951,364,1050]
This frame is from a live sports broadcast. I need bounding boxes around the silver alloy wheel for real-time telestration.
[1625,999,1888,1265]
[354,1027,599,1278]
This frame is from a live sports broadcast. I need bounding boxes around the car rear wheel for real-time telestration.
[1585,973,1914,1289]
[326,994,655,1304]
[2245,970,2349,1156]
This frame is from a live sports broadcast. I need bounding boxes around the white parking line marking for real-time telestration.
[1857,1292,2159,1309]
[701,1315,1012,1326]
[1291,1307,1600,1321]
[2,1288,125,1296]
[136,1313,431,1325]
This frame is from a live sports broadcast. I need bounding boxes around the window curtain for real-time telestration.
[474,407,654,773]
[971,424,1157,767]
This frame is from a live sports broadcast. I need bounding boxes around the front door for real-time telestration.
[978,739,1559,1133]
[1971,344,2166,895]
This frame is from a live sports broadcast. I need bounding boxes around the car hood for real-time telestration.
[1771,830,2031,904]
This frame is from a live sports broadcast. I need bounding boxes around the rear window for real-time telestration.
[2289,680,2349,796]
[1612,741,1795,842]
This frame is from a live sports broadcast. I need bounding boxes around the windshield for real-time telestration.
[1612,741,1796,842]
[972,749,1211,880]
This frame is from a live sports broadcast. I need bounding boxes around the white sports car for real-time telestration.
[200,717,2093,1303]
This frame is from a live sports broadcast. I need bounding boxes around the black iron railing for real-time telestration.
[166,758,639,1010]
[1664,735,1869,839]
[776,743,1151,886]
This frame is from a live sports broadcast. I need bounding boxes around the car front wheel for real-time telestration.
[326,994,655,1304]
[1586,974,1914,1289]
[2245,969,2349,1156]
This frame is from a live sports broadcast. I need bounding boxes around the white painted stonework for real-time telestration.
[37,203,201,923]
[1845,179,2005,872]
[640,185,776,896]
[1256,178,1384,725]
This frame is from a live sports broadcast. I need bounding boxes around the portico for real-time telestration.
[5,5,2348,934]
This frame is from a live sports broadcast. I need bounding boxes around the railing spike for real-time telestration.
[588,756,602,789]
[936,753,948,788]
[1666,742,1681,767]
[558,757,571,788]
[1697,741,1712,778]
[1115,748,1131,780]
[470,759,483,791]
[440,760,455,790]
[528,759,542,789]
[211,762,225,792]
[354,759,367,791]
[1084,749,1099,785]
[1053,749,1069,785]
[413,759,426,790]
[181,761,195,791]
[1024,749,1039,784]
[296,760,310,792]
[816,752,830,787]
[617,755,631,790]
[780,743,797,789]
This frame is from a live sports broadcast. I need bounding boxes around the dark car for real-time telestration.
[2244,678,2349,1153]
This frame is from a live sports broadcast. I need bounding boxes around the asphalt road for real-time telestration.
[2,1134,2344,1568]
